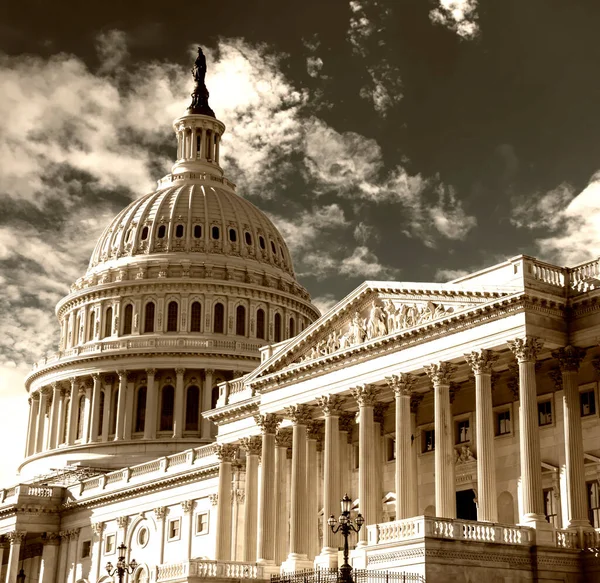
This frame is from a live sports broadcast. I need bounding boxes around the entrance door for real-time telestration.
[456,489,477,520]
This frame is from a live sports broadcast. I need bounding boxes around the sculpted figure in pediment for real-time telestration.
[366,300,387,340]
[349,312,367,345]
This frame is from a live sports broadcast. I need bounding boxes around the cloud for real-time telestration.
[429,0,480,40]
[312,294,339,315]
[435,268,470,282]
[340,246,399,278]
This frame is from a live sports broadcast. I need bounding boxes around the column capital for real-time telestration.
[551,345,586,372]
[67,528,80,541]
[91,373,101,381]
[39,386,51,397]
[30,391,40,402]
[284,403,313,425]
[116,516,129,529]
[240,435,262,456]
[508,337,544,363]
[146,368,157,376]
[209,493,219,506]
[91,522,104,536]
[215,443,237,462]
[68,376,77,388]
[387,373,416,396]
[6,531,26,545]
[254,413,282,434]
[42,532,61,546]
[316,394,345,416]
[154,506,167,521]
[275,428,292,448]
[175,367,186,376]
[350,384,379,407]
[204,368,215,377]
[50,381,62,392]
[181,500,194,514]
[425,362,456,385]
[464,349,499,374]
[116,369,127,381]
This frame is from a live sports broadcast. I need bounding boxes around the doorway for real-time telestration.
[456,489,477,520]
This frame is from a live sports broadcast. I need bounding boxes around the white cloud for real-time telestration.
[340,246,399,278]
[312,294,339,315]
[430,0,480,40]
[307,56,325,79]
[354,222,377,244]
[435,268,470,282]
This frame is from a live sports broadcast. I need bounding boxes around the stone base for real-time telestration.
[256,562,281,577]
[520,514,555,546]
[281,555,314,574]
[314,551,338,569]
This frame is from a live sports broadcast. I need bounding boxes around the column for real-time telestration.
[306,421,320,561]
[282,404,312,571]
[241,436,261,562]
[202,369,214,439]
[338,413,354,502]
[215,444,236,561]
[101,376,113,442]
[89,374,102,442]
[154,508,167,564]
[174,368,186,439]
[82,379,92,443]
[66,529,80,583]
[388,374,416,520]
[274,429,291,565]
[144,369,157,440]
[114,370,127,441]
[39,533,60,583]
[5,531,26,583]
[36,387,49,453]
[181,500,194,559]
[123,373,135,440]
[373,402,388,524]
[316,395,343,566]
[26,394,39,457]
[425,362,456,519]
[116,516,129,547]
[410,395,423,516]
[465,350,499,522]
[350,385,379,546]
[48,383,62,449]
[90,523,104,583]
[56,532,69,583]
[55,387,67,446]
[255,414,281,566]
[66,378,78,446]
[0,539,7,579]
[552,345,591,529]
[508,337,547,528]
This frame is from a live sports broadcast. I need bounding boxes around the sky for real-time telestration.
[1,0,600,483]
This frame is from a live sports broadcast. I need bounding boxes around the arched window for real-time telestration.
[213,303,224,334]
[167,301,178,332]
[98,391,105,434]
[88,310,95,341]
[236,305,246,336]
[211,386,220,409]
[270,240,276,254]
[190,302,202,332]
[77,395,85,439]
[175,224,184,238]
[256,308,265,340]
[229,228,237,242]
[193,225,202,239]
[141,226,149,240]
[123,304,133,335]
[212,226,220,240]
[245,232,252,245]
[274,313,282,343]
[157,225,166,239]
[135,387,147,433]
[259,236,266,249]
[110,388,119,435]
[74,314,81,345]
[185,386,200,431]
[160,386,175,431]
[104,307,113,338]
[144,302,155,333]
[289,317,295,338]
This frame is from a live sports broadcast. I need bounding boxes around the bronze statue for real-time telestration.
[188,46,215,117]
[192,47,207,86]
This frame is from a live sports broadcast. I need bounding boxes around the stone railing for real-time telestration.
[368,516,533,547]
[529,259,567,289]
[557,528,600,550]
[156,172,237,192]
[156,560,262,582]
[570,257,600,293]
[1,484,62,504]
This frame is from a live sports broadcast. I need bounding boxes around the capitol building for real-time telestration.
[1,51,600,583]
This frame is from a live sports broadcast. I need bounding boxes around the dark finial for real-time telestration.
[188,46,215,117]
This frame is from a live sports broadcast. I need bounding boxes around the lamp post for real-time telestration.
[106,543,137,583]
[327,494,365,583]
[16,568,26,583]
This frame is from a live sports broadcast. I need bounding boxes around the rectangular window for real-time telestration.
[386,437,396,461]
[496,409,511,436]
[580,388,596,417]
[423,429,435,453]
[543,488,559,528]
[538,400,553,426]
[105,534,116,555]
[195,512,209,535]
[456,419,470,444]
[168,518,181,541]
[81,540,91,558]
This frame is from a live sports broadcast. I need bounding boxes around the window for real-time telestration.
[77,395,85,440]
[259,235,266,249]
[195,512,209,535]
[423,429,435,453]
[193,225,202,239]
[98,391,105,434]
[104,306,113,338]
[62,399,70,444]
[167,301,178,332]
[135,387,147,433]
[137,526,149,548]
[157,224,166,239]
[229,228,237,242]
[213,303,224,334]
[495,409,511,436]
[588,481,600,528]
[543,488,559,528]
[160,386,175,431]
[289,317,295,337]
[386,437,396,461]
[88,310,95,341]
[538,399,553,426]
[175,224,184,238]
[74,314,80,345]
[185,386,200,431]
[81,540,91,558]
[211,226,220,240]
[123,304,133,335]
[245,232,252,245]
[274,313,282,343]
[270,240,276,254]
[110,388,119,435]
[190,302,202,332]
[168,518,181,541]
[236,305,246,336]
[105,534,116,555]
[580,386,596,417]
[144,302,155,333]
[256,309,265,340]
[456,419,470,444]
[141,226,149,240]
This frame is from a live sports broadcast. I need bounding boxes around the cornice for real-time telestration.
[203,397,260,426]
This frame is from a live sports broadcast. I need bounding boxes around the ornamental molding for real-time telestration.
[315,394,345,416]
[204,398,260,426]
[386,373,416,396]
[551,345,586,372]
[254,413,281,434]
[464,349,499,374]
[508,337,544,363]
[240,436,262,456]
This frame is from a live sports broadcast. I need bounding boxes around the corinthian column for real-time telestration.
[552,345,591,529]
[255,414,281,566]
[36,387,49,453]
[89,374,102,442]
[144,369,157,440]
[274,429,291,565]
[48,382,62,449]
[39,533,61,583]
[465,349,499,522]
[425,362,456,519]
[241,436,261,562]
[508,337,547,528]
[114,370,127,441]
[6,531,26,583]
[174,368,186,438]
[306,420,321,561]
[315,395,344,566]
[26,394,39,457]
[351,384,379,547]
[215,444,236,561]
[282,404,313,572]
[387,373,416,520]
[66,378,78,445]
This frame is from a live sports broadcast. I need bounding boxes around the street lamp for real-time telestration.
[106,543,138,582]
[328,494,365,583]
[16,569,26,583]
